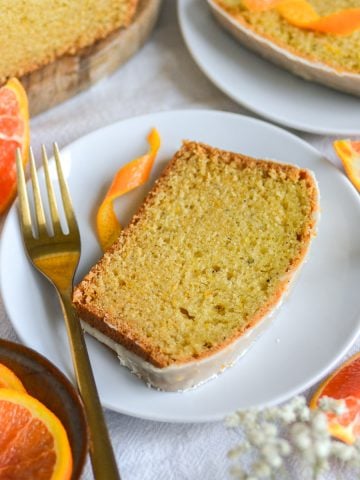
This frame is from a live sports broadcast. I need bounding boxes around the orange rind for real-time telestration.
[96,128,160,251]
[0,363,26,392]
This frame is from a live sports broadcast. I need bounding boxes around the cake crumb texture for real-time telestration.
[73,142,318,367]
[0,0,138,82]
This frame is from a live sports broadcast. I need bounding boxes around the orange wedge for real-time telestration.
[0,78,30,214]
[0,363,26,392]
[333,139,360,192]
[0,388,72,480]
[96,128,161,251]
[310,352,360,444]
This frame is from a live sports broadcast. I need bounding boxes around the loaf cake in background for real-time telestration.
[0,0,138,83]
[73,141,319,391]
[208,0,360,96]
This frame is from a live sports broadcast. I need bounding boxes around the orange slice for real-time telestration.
[0,388,72,480]
[0,363,26,392]
[96,128,161,251]
[310,352,360,444]
[0,77,30,215]
[333,139,360,192]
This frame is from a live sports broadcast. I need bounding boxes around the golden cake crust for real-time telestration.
[0,0,139,83]
[73,141,319,369]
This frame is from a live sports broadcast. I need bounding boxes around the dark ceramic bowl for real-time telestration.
[0,338,88,480]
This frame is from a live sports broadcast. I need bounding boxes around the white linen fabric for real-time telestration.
[0,1,358,478]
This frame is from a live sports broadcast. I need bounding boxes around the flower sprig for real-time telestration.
[226,396,360,479]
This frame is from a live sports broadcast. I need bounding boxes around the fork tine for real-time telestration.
[29,147,47,237]
[53,143,78,233]
[42,145,61,235]
[15,149,32,238]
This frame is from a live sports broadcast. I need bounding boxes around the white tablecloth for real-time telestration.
[0,2,359,479]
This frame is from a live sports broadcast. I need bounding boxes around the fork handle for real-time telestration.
[58,291,120,480]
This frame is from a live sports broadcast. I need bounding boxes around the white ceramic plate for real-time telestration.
[1,110,360,423]
[178,0,360,136]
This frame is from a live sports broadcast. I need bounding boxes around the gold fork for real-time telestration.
[16,145,120,480]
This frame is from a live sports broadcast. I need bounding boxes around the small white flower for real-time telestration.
[331,441,356,462]
[277,438,292,456]
[226,413,241,428]
[268,455,283,469]
[261,444,283,468]
[290,396,311,422]
[247,429,266,447]
[226,394,360,479]
[311,411,329,433]
[239,410,259,428]
[289,396,307,413]
[263,407,281,421]
[262,422,277,438]
[290,422,309,436]
[252,461,272,477]
[290,423,312,450]
[314,439,331,459]
[319,396,347,415]
[278,405,297,423]
[298,407,311,422]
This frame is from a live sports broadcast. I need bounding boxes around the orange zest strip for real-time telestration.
[96,128,161,251]
[243,0,360,35]
[304,10,360,35]
[276,1,319,26]
[333,139,360,192]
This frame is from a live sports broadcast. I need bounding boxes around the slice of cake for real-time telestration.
[73,142,319,391]
[0,0,138,83]
[208,0,360,96]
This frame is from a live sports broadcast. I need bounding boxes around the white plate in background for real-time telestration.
[178,0,360,136]
[1,110,360,422]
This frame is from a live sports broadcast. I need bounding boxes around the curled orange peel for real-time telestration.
[243,0,360,35]
[334,139,360,192]
[96,128,161,251]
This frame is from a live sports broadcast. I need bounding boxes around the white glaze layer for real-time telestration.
[82,301,279,392]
